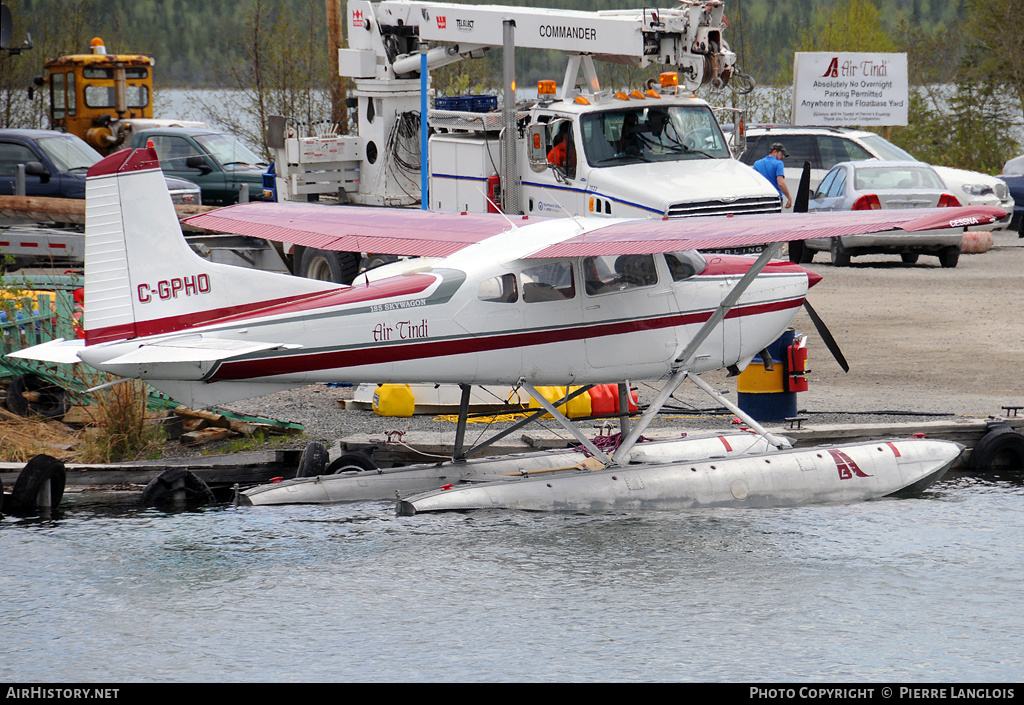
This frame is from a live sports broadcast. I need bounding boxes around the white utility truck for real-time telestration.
[239,2,781,281]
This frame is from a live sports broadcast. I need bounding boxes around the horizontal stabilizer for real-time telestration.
[7,338,86,364]
[102,337,298,366]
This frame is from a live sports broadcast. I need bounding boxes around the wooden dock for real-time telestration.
[1,417,1020,500]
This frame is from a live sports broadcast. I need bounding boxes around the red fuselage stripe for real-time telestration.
[207,297,804,382]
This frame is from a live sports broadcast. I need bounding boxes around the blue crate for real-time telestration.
[435,95,497,113]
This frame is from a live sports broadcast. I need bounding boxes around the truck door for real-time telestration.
[0,140,61,198]
[521,119,585,217]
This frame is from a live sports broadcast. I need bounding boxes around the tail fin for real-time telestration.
[83,148,336,345]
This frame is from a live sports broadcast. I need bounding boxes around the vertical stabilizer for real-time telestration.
[83,148,339,345]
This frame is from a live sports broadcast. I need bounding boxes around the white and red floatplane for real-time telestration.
[16,147,1002,511]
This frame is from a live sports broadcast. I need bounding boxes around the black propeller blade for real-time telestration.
[793,160,811,213]
[802,299,849,373]
[788,161,813,262]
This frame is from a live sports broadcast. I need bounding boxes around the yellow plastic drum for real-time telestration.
[527,386,592,419]
[372,384,416,417]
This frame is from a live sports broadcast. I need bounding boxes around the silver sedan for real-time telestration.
[801,160,964,267]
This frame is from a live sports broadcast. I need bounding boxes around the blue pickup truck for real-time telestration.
[997,174,1024,235]
[128,127,267,205]
[0,128,200,204]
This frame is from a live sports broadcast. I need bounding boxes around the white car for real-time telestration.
[803,160,964,268]
[740,126,1013,230]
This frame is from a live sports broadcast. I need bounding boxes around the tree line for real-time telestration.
[2,0,1022,173]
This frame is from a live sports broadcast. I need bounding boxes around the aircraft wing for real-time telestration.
[187,203,1005,259]
[184,202,524,257]
[526,206,1006,257]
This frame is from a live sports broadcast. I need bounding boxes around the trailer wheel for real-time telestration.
[969,425,1024,474]
[326,451,378,474]
[296,441,329,477]
[141,468,216,507]
[298,249,360,284]
[9,454,66,512]
[5,374,72,420]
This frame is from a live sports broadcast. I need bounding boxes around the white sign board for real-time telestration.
[792,52,908,127]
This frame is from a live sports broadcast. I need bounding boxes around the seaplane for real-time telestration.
[12,147,1004,512]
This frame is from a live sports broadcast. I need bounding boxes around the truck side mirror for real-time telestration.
[24,161,50,182]
[526,124,549,173]
[185,155,213,175]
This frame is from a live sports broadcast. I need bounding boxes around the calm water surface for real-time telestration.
[2,474,1022,682]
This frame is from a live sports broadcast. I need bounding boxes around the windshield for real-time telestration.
[581,105,731,167]
[36,134,101,174]
[195,133,265,167]
[860,134,918,162]
[854,165,944,190]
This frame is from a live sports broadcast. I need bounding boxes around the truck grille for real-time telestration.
[667,197,782,218]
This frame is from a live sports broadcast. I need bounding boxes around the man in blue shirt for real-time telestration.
[753,142,792,209]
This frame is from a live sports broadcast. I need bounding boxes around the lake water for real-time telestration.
[2,472,1023,683]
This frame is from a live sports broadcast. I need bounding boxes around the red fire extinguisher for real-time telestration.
[486,174,502,213]
[783,336,809,393]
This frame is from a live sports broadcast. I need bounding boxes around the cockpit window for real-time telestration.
[478,273,518,303]
[583,254,657,295]
[522,261,576,302]
[665,251,707,281]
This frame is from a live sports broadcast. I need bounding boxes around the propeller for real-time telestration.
[802,299,850,373]
[788,161,813,263]
[793,160,811,213]
[784,161,848,371]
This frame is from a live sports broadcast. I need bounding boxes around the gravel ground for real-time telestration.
[173,230,1024,458]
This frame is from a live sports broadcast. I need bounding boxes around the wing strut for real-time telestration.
[521,382,610,464]
[611,243,789,464]
[452,384,595,461]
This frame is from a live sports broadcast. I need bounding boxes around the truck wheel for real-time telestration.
[9,455,66,512]
[901,253,919,264]
[5,375,72,420]
[939,246,960,268]
[788,241,805,263]
[829,238,850,267]
[298,249,360,284]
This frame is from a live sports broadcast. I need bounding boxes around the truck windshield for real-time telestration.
[195,133,266,167]
[36,134,101,174]
[581,105,731,166]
